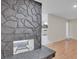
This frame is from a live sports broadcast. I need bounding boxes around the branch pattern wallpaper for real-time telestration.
[1,0,41,57]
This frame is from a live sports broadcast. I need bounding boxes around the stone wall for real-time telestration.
[1,0,41,57]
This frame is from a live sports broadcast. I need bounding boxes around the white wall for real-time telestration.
[41,13,49,45]
[42,13,48,25]
[48,14,67,43]
[69,19,77,39]
[41,0,48,45]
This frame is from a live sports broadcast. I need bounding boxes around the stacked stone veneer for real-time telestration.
[1,0,41,57]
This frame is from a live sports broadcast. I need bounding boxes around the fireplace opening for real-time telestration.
[13,39,34,54]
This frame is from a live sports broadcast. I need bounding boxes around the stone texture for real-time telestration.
[25,0,30,7]
[14,34,26,41]
[16,14,24,19]
[1,0,42,57]
[2,34,14,41]
[24,20,33,27]
[24,29,33,34]
[3,21,17,28]
[32,8,37,15]
[1,5,7,12]
[15,28,24,33]
[1,15,6,24]
[4,8,16,17]
[7,16,17,21]
[2,41,13,57]
[1,27,15,33]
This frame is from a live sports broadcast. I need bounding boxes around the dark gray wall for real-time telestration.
[1,0,42,57]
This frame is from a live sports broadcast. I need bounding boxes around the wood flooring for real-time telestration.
[47,39,77,59]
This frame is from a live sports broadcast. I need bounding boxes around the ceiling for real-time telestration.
[35,0,77,20]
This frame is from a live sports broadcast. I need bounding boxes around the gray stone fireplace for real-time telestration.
[1,0,42,57]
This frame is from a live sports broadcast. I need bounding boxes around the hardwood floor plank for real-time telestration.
[47,39,77,59]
